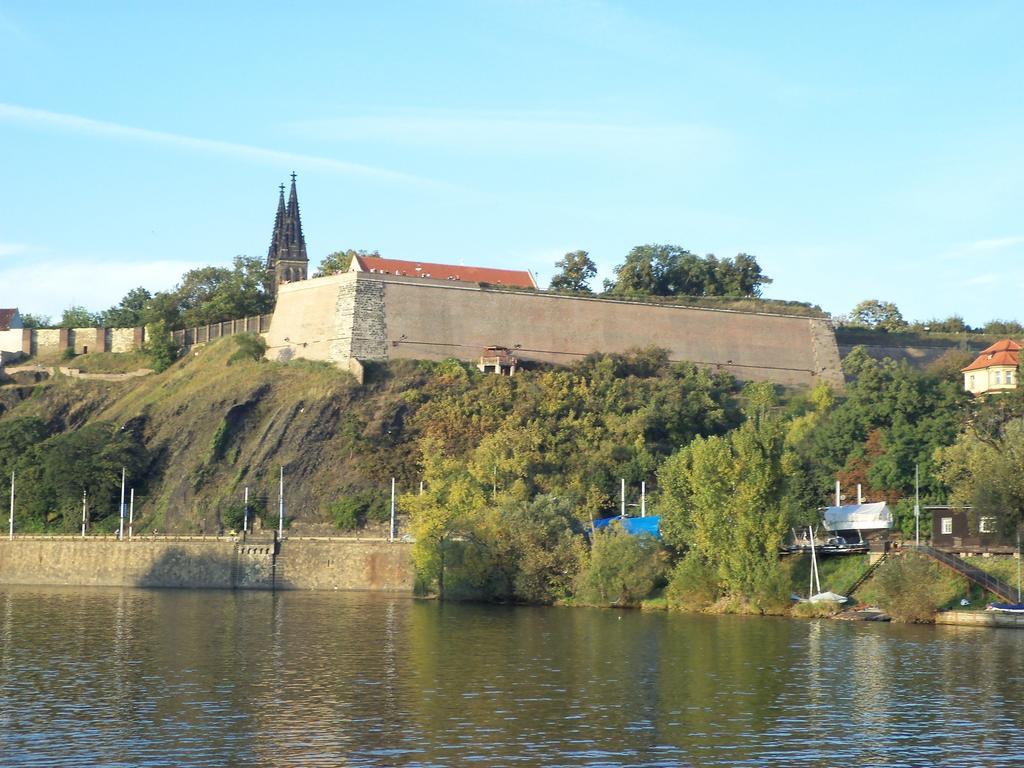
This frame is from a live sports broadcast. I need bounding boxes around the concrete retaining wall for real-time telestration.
[934,610,1024,629]
[0,537,414,592]
[266,272,845,389]
[279,539,415,592]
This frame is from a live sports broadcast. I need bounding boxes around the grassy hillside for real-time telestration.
[0,337,742,536]
[1,339,425,533]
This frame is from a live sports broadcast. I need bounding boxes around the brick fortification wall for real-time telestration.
[0,538,414,592]
[266,272,845,389]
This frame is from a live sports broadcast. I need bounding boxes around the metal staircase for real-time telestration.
[914,545,1020,603]
[846,554,887,597]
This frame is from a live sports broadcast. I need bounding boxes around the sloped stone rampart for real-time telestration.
[266,272,845,389]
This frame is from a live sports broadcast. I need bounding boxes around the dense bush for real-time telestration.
[575,526,666,606]
[328,490,389,531]
[228,333,267,365]
[862,553,966,622]
[666,553,720,610]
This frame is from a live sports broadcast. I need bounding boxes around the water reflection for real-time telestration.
[1,586,1023,766]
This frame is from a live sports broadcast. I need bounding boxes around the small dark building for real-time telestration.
[931,510,1013,551]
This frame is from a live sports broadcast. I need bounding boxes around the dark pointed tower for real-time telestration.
[266,173,309,296]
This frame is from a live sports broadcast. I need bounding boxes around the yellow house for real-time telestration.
[961,338,1021,395]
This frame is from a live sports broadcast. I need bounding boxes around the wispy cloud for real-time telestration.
[0,243,29,258]
[0,102,442,187]
[964,235,1024,252]
[940,234,1024,261]
[290,109,727,162]
[965,274,999,286]
[0,259,203,317]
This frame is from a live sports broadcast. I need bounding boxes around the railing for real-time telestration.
[912,545,1019,603]
[846,554,886,597]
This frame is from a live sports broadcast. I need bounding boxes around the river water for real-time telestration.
[0,587,1021,767]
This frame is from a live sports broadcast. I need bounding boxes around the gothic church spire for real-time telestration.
[266,173,309,297]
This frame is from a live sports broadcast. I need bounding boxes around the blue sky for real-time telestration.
[1,1,1022,325]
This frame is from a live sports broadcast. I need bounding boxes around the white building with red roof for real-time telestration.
[350,254,537,289]
[961,338,1021,395]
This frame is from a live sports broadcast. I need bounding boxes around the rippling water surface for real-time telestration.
[1,586,1023,766]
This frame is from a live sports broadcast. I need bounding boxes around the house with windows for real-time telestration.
[961,339,1021,395]
[931,509,1010,551]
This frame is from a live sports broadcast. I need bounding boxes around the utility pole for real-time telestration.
[128,488,135,541]
[620,479,625,517]
[118,467,126,541]
[278,466,284,539]
[914,464,920,547]
[243,486,249,534]
[81,490,87,537]
[8,470,13,540]
[641,481,646,518]
[390,477,396,542]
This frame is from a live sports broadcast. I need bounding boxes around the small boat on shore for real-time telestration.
[986,603,1024,614]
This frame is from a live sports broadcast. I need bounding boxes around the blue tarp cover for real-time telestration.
[593,515,660,539]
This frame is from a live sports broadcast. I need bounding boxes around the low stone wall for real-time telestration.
[279,538,415,592]
[0,537,414,592]
[934,610,1024,629]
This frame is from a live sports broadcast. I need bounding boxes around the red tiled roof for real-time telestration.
[353,255,537,289]
[980,338,1022,354]
[0,308,17,331]
[962,338,1022,372]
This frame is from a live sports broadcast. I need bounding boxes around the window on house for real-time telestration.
[1008,370,1015,385]
[970,375,975,388]
[980,517,996,534]
[995,370,1001,385]
[941,517,953,535]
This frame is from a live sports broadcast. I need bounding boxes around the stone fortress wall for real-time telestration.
[2,327,148,357]
[264,272,846,389]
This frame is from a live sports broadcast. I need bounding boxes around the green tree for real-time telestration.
[937,419,1024,537]
[59,305,101,328]
[142,256,272,329]
[575,526,665,606]
[549,250,597,294]
[101,287,152,327]
[846,299,908,332]
[143,321,179,372]
[19,313,51,328]
[15,422,148,532]
[313,249,380,278]
[658,383,789,600]
[983,319,1024,336]
[604,244,770,298]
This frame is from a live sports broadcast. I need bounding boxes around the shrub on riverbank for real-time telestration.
[860,552,967,622]
[575,527,666,607]
[666,553,720,610]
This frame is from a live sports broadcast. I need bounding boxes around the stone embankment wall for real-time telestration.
[0,537,414,592]
[265,272,845,389]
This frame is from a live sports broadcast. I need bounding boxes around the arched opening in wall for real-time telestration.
[284,267,292,282]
